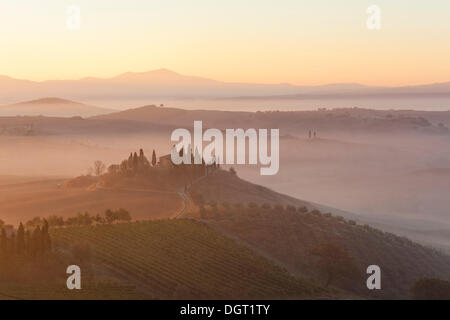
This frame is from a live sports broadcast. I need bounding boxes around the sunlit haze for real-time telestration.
[1,0,450,86]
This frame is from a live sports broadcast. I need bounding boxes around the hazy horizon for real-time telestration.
[1,68,450,88]
[1,68,449,112]
[2,1,450,86]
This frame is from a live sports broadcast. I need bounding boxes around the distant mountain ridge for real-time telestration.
[1,69,449,107]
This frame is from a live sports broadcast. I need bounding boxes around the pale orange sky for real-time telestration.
[1,0,449,86]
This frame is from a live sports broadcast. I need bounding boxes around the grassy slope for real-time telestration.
[206,209,450,299]
[192,170,311,209]
[190,171,450,299]
[49,219,326,299]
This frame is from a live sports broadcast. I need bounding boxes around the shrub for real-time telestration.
[105,208,131,223]
[297,206,308,213]
[47,215,65,227]
[274,204,284,212]
[247,202,258,210]
[310,242,359,287]
[261,203,271,210]
[25,216,42,229]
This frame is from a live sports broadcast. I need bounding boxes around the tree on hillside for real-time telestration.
[105,209,115,224]
[152,149,157,166]
[31,226,42,257]
[41,219,51,251]
[105,208,132,223]
[310,242,358,287]
[128,153,133,167]
[117,208,132,222]
[93,160,106,176]
[138,149,150,169]
[120,160,129,174]
[17,222,25,254]
[133,152,139,171]
[26,216,42,229]
[47,215,65,227]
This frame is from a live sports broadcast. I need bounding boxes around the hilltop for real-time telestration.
[92,104,450,135]
[0,98,114,117]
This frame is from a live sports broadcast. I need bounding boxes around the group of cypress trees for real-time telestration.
[0,220,51,258]
[108,148,157,176]
[107,147,219,189]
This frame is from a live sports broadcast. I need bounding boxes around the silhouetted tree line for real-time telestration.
[195,201,366,232]
[0,220,51,258]
[107,149,156,176]
[194,200,314,220]
[105,147,219,189]
[27,209,132,228]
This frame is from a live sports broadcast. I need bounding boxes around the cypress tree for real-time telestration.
[32,226,42,257]
[152,149,157,166]
[17,222,25,254]
[133,152,139,171]
[128,153,133,169]
[41,219,51,252]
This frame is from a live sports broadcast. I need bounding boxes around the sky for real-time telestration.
[1,0,449,86]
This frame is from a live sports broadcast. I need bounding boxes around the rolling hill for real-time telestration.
[0,178,183,225]
[48,219,325,299]
[92,104,450,135]
[1,166,450,299]
[0,98,114,117]
[187,170,450,299]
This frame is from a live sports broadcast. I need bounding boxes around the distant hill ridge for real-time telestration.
[0,97,114,117]
[15,97,79,105]
[1,69,449,105]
